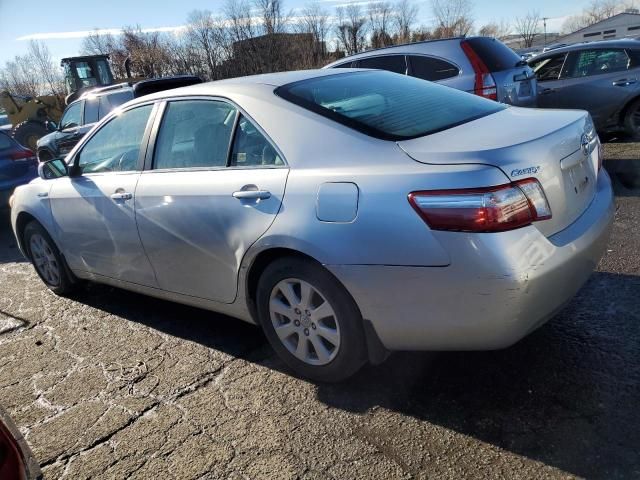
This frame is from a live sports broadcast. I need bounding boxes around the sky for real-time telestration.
[0,0,593,65]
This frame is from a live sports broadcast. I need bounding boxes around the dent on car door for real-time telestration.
[49,103,159,285]
[134,99,288,303]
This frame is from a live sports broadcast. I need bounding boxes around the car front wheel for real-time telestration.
[256,257,367,382]
[23,221,75,295]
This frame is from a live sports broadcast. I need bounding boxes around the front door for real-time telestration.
[49,103,158,286]
[134,99,288,303]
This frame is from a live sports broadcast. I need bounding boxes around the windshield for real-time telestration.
[275,71,505,140]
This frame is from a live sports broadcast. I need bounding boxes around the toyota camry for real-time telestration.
[10,69,614,381]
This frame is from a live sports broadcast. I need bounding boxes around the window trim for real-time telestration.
[406,54,461,81]
[142,95,288,173]
[68,100,160,176]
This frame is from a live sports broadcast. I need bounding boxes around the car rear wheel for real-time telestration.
[23,221,75,295]
[623,98,640,139]
[256,257,367,382]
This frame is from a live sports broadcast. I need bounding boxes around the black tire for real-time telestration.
[623,98,640,140]
[256,257,367,382]
[11,121,48,151]
[23,221,75,295]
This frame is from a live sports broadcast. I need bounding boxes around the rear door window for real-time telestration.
[564,49,630,78]
[153,100,237,169]
[531,53,568,81]
[463,38,522,72]
[357,55,407,75]
[408,55,459,81]
[83,98,100,124]
[229,115,284,167]
[276,70,505,141]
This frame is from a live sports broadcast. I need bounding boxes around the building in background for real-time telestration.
[557,9,640,44]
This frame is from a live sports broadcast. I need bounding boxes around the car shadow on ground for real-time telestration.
[62,270,640,479]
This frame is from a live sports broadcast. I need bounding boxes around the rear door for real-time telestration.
[134,99,288,303]
[553,48,639,127]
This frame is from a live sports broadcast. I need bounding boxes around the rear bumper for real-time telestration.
[328,170,615,351]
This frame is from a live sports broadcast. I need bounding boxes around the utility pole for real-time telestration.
[543,17,548,47]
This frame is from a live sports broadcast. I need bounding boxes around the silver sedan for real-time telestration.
[10,69,614,381]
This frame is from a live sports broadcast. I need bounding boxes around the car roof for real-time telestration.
[324,36,473,67]
[125,69,360,105]
[534,38,640,57]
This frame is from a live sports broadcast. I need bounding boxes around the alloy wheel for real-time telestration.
[269,278,341,366]
[29,234,60,286]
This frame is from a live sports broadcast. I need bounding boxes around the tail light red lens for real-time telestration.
[461,41,498,101]
[408,178,552,233]
[9,149,35,161]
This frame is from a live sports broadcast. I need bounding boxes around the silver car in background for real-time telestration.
[325,36,538,107]
[10,70,613,381]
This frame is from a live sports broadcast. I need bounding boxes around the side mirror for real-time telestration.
[45,121,57,132]
[38,158,68,180]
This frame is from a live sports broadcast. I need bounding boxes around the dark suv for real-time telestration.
[37,76,202,161]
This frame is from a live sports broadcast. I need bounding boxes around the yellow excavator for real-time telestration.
[0,55,134,151]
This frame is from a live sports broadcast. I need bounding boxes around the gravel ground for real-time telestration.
[0,145,638,479]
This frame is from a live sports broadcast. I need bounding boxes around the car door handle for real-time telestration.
[110,192,133,201]
[613,78,637,86]
[539,87,557,95]
[232,189,271,200]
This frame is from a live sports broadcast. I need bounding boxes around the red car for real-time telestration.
[0,407,41,480]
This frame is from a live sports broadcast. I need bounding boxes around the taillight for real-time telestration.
[408,178,552,233]
[461,41,498,101]
[9,149,35,161]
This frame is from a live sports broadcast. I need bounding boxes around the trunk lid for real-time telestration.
[397,107,599,237]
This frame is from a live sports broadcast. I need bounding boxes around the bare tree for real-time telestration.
[297,1,332,65]
[478,19,511,40]
[431,0,473,38]
[255,0,290,35]
[514,10,540,48]
[185,10,230,80]
[369,2,394,48]
[0,41,63,98]
[393,0,419,43]
[336,4,368,55]
[562,0,625,33]
[27,41,64,97]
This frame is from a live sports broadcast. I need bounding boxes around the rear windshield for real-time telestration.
[464,37,523,72]
[275,71,505,141]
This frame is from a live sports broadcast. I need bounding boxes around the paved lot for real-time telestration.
[0,146,639,479]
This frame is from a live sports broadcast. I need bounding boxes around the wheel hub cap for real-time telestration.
[29,234,60,286]
[269,278,341,366]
